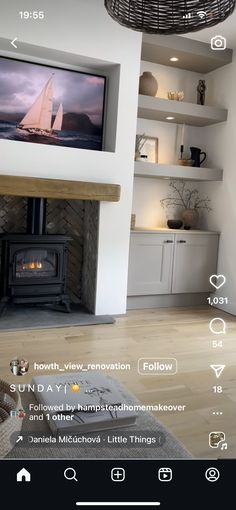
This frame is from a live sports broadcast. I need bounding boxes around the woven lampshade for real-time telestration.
[104,0,236,35]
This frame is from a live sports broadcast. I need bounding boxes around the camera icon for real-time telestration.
[211,35,227,51]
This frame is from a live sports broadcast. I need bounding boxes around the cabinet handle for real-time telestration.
[164,240,173,243]
[178,240,187,243]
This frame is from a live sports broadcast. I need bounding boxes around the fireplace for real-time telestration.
[0,197,71,312]
[0,174,119,326]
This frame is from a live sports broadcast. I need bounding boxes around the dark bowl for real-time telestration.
[167,219,183,230]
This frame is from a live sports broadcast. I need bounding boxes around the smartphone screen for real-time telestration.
[0,1,235,507]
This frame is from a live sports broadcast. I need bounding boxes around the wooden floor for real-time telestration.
[1,305,236,458]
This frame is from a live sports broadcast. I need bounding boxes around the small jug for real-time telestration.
[190,147,207,167]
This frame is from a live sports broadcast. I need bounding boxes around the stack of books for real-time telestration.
[32,372,137,435]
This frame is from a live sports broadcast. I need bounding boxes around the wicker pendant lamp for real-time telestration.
[104,0,236,35]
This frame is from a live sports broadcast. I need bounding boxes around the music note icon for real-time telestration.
[221,443,228,450]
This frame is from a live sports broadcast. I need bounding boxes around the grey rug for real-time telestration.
[7,382,192,459]
[0,304,114,331]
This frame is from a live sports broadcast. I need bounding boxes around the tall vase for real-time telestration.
[182,208,199,229]
[139,72,158,96]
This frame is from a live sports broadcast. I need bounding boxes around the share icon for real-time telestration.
[210,365,226,379]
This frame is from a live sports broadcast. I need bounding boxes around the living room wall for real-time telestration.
[199,55,236,316]
[0,0,142,315]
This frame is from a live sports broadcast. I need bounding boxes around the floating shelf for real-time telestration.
[134,162,223,182]
[138,95,228,127]
[142,34,233,74]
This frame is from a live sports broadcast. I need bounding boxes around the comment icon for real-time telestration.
[209,318,226,335]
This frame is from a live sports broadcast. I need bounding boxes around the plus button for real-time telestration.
[111,467,126,482]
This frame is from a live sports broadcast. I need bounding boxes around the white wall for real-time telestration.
[0,0,142,315]
[200,57,236,315]
[134,117,178,228]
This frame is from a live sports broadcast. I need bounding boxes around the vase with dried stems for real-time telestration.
[160,180,212,229]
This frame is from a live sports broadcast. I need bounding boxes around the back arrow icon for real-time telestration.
[11,38,18,49]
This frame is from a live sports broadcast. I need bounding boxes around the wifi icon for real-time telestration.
[197,10,207,19]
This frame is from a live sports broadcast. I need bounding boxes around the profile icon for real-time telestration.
[205,467,220,482]
[18,409,26,419]
[10,358,29,376]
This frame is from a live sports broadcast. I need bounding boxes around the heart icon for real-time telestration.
[209,274,226,290]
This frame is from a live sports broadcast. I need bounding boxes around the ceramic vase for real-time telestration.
[182,208,199,229]
[139,72,158,96]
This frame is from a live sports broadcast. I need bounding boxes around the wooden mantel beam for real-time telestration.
[0,175,121,202]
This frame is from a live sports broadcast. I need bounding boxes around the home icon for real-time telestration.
[16,468,31,483]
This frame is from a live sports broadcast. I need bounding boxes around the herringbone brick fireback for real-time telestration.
[0,196,99,311]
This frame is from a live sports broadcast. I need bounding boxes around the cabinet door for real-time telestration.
[172,234,219,294]
[127,233,174,296]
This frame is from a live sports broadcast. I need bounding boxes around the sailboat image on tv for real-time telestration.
[17,74,63,137]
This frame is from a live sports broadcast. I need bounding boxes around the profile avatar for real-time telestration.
[10,358,29,376]
[18,409,26,419]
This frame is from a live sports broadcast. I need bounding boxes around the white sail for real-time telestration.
[52,103,63,131]
[19,76,54,130]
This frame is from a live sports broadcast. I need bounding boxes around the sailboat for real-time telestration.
[17,75,63,137]
[52,103,63,132]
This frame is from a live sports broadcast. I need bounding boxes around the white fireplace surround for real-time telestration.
[0,0,142,315]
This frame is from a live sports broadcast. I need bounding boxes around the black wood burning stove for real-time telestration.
[0,198,71,312]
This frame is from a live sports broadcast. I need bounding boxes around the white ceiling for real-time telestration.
[183,10,236,49]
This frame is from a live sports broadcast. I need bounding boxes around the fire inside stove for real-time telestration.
[22,261,43,270]
[15,248,57,278]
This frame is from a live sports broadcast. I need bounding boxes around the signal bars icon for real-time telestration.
[182,12,192,19]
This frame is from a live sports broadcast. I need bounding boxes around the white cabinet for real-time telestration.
[128,231,219,296]
[127,233,174,295]
[172,234,219,294]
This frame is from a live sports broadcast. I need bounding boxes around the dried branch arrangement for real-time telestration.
[160,180,212,211]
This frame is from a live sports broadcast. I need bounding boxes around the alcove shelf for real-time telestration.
[141,34,233,73]
[138,95,228,127]
[134,162,223,182]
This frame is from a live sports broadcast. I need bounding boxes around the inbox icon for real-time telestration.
[158,467,172,482]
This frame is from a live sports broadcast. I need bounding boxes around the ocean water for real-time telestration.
[0,121,102,151]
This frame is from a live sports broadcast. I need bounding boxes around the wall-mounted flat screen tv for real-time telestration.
[0,56,106,151]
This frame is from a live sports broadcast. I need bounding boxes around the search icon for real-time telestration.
[64,468,78,482]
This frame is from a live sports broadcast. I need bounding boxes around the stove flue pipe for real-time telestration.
[26,197,47,235]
